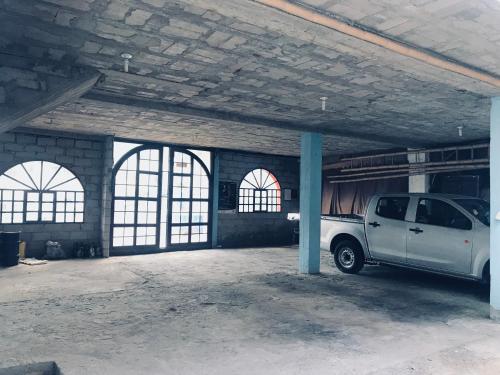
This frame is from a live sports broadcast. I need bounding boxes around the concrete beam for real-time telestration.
[299,132,322,274]
[253,0,500,90]
[491,97,500,321]
[0,67,102,134]
[85,90,421,147]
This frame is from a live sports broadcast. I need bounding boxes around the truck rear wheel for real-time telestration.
[332,240,364,274]
[481,262,490,285]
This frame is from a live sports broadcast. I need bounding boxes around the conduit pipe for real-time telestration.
[329,164,490,184]
[253,0,500,89]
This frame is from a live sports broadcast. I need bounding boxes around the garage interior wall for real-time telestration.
[322,142,491,216]
[322,177,409,216]
[322,171,489,216]
[4,129,489,256]
[0,130,302,256]
[217,151,300,247]
[429,170,490,200]
[0,131,104,258]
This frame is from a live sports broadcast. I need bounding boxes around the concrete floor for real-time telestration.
[1,247,500,375]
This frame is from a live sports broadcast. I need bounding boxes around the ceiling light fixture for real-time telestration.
[320,96,328,111]
[120,53,133,73]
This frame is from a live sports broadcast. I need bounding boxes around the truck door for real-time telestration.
[365,196,410,263]
[406,198,472,274]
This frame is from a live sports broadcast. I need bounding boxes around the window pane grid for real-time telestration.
[137,199,157,225]
[169,151,210,245]
[0,161,84,224]
[40,192,55,222]
[190,224,208,243]
[139,149,159,173]
[138,173,158,198]
[173,152,192,174]
[0,189,24,224]
[172,174,191,199]
[192,160,209,199]
[113,198,136,225]
[135,226,157,246]
[114,155,137,197]
[55,191,84,223]
[112,147,211,249]
[238,169,281,213]
[25,191,40,222]
[171,200,190,224]
[170,224,189,244]
[191,201,209,224]
[112,147,162,248]
[112,226,135,247]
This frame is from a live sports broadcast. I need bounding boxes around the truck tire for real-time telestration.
[332,239,364,274]
[481,262,490,285]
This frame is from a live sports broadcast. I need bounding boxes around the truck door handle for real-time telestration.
[368,221,381,227]
[409,227,423,234]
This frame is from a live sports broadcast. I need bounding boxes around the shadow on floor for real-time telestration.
[254,265,490,323]
[0,362,61,375]
[358,264,490,301]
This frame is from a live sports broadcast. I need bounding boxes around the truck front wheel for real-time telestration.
[332,240,364,274]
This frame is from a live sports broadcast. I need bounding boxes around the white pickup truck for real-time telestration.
[320,193,490,282]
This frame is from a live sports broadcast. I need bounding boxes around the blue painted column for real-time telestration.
[299,132,322,274]
[491,97,500,321]
[211,151,220,249]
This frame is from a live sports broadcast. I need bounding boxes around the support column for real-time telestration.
[299,132,322,274]
[408,149,429,193]
[100,135,114,258]
[211,151,220,249]
[491,97,500,321]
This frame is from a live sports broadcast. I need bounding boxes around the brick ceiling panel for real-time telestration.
[0,0,496,155]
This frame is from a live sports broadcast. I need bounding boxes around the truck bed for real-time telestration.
[321,214,364,224]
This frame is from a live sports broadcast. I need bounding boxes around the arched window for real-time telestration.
[0,161,84,224]
[239,168,281,213]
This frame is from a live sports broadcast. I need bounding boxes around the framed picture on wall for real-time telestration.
[219,181,237,210]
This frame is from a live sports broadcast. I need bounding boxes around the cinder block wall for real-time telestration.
[0,131,104,258]
[217,151,300,248]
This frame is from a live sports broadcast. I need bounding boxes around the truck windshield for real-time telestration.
[453,199,490,226]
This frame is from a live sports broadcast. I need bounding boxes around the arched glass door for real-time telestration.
[111,146,162,250]
[111,143,211,254]
[168,149,210,245]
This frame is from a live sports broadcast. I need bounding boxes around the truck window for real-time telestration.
[375,197,409,221]
[416,199,472,230]
[453,198,490,226]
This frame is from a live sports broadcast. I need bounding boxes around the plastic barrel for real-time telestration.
[0,232,20,267]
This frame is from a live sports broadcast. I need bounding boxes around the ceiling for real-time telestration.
[30,97,395,155]
[1,0,499,156]
[301,0,500,74]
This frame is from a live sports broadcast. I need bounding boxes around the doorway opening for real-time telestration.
[111,141,211,255]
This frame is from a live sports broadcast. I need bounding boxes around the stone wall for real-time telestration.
[0,130,300,256]
[217,150,300,248]
[0,130,104,258]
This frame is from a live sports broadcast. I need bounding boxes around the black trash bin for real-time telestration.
[0,232,20,267]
